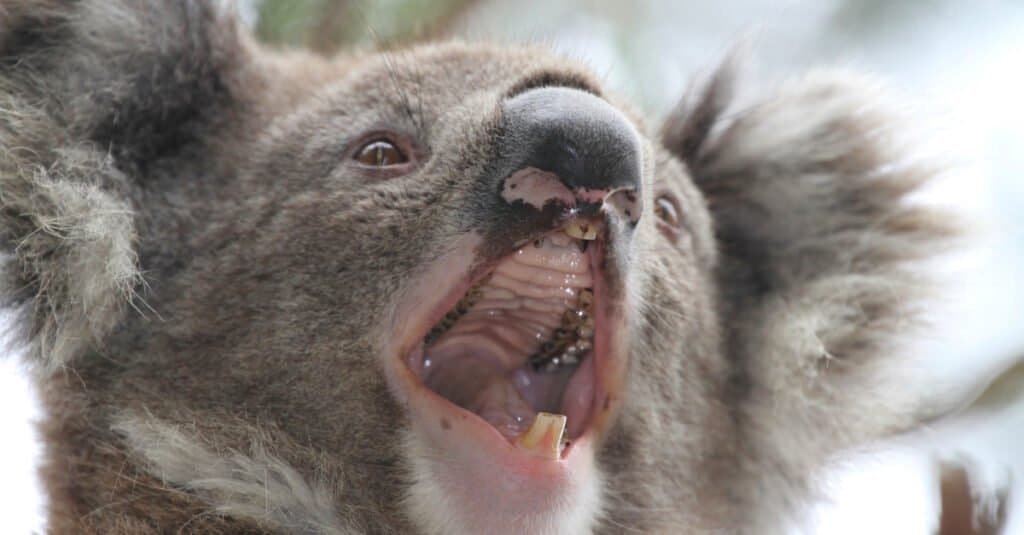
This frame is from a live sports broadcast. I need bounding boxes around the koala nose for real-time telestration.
[497,87,642,208]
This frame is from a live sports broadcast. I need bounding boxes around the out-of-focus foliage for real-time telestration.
[256,0,478,53]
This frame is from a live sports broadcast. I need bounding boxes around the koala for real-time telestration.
[0,1,956,534]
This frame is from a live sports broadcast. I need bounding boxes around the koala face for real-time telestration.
[0,2,954,534]
[128,45,727,532]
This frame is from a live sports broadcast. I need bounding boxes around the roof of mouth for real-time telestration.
[418,230,596,442]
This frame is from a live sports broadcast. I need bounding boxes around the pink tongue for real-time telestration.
[467,378,536,440]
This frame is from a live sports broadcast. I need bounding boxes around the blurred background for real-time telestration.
[3,0,1023,532]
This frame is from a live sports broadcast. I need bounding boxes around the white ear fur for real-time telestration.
[0,124,140,369]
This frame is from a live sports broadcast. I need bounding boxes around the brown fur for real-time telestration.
[0,1,955,533]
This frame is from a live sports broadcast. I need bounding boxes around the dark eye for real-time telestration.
[654,195,680,228]
[353,139,408,167]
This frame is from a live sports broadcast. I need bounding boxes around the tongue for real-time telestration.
[467,378,536,440]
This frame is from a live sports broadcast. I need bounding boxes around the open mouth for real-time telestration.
[399,218,610,463]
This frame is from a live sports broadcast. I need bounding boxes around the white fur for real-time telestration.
[402,431,604,535]
[113,413,353,535]
[0,96,140,369]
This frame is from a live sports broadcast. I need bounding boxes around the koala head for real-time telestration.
[0,2,955,534]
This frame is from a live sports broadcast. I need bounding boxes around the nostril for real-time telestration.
[605,189,641,225]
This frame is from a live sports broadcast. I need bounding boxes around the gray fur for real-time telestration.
[0,1,956,533]
[665,67,956,530]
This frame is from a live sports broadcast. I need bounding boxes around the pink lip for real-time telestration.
[381,231,626,487]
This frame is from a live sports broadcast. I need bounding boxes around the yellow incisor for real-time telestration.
[564,219,598,240]
[515,412,567,460]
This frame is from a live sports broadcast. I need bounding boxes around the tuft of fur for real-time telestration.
[663,64,957,529]
[0,101,140,368]
[114,413,354,535]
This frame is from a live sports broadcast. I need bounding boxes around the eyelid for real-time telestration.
[655,195,680,226]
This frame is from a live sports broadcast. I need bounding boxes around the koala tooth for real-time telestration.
[564,220,598,240]
[515,412,567,460]
[529,287,595,372]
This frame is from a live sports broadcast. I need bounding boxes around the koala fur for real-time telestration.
[0,1,955,534]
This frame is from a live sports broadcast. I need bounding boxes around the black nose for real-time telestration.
[498,87,642,194]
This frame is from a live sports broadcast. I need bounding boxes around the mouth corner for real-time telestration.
[384,218,627,475]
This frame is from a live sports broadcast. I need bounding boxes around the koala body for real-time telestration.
[0,1,953,534]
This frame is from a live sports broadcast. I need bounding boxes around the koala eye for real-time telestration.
[353,139,409,167]
[654,195,680,228]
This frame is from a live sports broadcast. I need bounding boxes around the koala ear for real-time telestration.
[1,0,247,165]
[0,0,247,369]
[662,61,958,508]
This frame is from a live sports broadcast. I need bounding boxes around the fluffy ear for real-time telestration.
[662,63,958,517]
[0,0,247,369]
